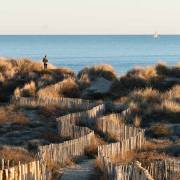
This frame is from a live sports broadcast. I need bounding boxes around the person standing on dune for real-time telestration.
[42,55,48,70]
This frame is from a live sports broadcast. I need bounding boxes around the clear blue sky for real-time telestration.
[0,0,180,35]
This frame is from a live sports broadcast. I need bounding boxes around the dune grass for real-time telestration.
[37,78,80,98]
[0,146,34,165]
[78,64,116,85]
[0,105,29,125]
[121,85,180,126]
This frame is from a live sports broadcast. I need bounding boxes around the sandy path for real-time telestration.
[59,159,97,180]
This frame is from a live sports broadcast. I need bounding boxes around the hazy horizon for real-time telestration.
[1,34,180,36]
[1,0,180,35]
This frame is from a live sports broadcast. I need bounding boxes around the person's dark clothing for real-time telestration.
[43,56,48,70]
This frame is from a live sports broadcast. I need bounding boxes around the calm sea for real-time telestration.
[0,35,180,74]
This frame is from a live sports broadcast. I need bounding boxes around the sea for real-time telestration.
[0,35,180,74]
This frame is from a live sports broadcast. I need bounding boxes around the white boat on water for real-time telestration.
[154,31,159,38]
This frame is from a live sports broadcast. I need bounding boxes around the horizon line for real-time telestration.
[0,34,180,36]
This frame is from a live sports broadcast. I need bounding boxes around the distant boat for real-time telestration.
[154,32,159,38]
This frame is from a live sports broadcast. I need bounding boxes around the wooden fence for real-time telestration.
[57,104,105,137]
[0,160,50,180]
[112,159,180,180]
[96,113,142,141]
[145,159,180,180]
[38,104,105,166]
[98,128,145,158]
[97,112,180,179]
[115,161,154,180]
[97,110,150,180]
[12,96,98,110]
[38,132,94,165]
[8,96,180,180]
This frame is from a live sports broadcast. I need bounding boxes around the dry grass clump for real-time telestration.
[156,63,180,77]
[38,105,65,118]
[36,67,75,88]
[37,78,80,98]
[0,105,29,125]
[111,63,180,98]
[78,73,91,89]
[160,100,180,113]
[110,66,157,97]
[110,75,147,98]
[40,131,62,143]
[109,140,174,165]
[0,58,16,81]
[123,85,180,125]
[141,139,173,151]
[126,88,161,119]
[58,78,80,98]
[16,59,55,73]
[0,73,5,82]
[127,66,157,80]
[111,151,135,164]
[14,81,36,98]
[129,88,160,103]
[156,63,168,75]
[78,64,116,82]
[78,64,116,91]
[149,123,172,138]
[0,146,34,165]
[135,151,169,163]
[133,115,141,127]
[0,58,58,100]
[36,73,55,88]
[38,103,83,118]
[44,154,74,173]
[0,58,56,82]
[16,59,43,72]
[51,67,75,77]
[134,140,173,165]
[85,136,106,158]
[163,85,180,102]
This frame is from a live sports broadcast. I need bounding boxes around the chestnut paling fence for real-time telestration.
[1,97,104,180]
[96,112,179,180]
[97,113,149,180]
[12,96,98,110]
[1,97,179,180]
[0,159,50,180]
[144,159,180,180]
[38,103,105,165]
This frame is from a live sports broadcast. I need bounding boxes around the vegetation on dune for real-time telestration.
[110,63,180,98]
[108,139,177,165]
[0,58,55,81]
[14,81,36,97]
[78,64,116,81]
[109,64,180,130]
[156,63,180,77]
[0,105,29,125]
[0,58,179,127]
[1,58,179,101]
[0,58,180,127]
[0,58,78,101]
[37,78,80,98]
[120,85,180,126]
[149,123,172,138]
[0,146,34,165]
[78,64,117,90]
[0,58,179,177]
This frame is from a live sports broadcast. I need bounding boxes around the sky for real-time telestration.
[0,0,180,35]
